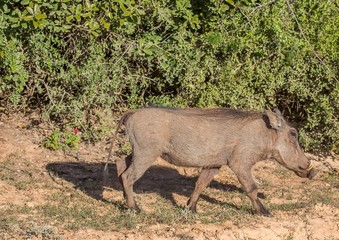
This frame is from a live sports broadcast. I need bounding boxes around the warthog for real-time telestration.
[103,107,316,216]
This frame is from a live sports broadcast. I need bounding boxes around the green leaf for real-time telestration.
[220,4,229,12]
[9,17,20,23]
[63,25,71,29]
[89,20,99,30]
[119,3,128,14]
[226,0,235,6]
[23,15,34,21]
[75,14,81,21]
[13,8,22,17]
[20,0,30,5]
[143,48,153,56]
[207,32,222,46]
[91,30,99,37]
[35,13,47,20]
[66,15,73,22]
[33,3,39,13]
[69,5,75,13]
[3,4,10,13]
[136,9,145,15]
[122,10,132,17]
[26,6,34,15]
[119,19,126,26]
[103,22,110,29]
[81,12,91,18]
[76,4,82,14]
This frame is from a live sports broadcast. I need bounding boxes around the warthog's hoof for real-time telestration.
[307,168,317,180]
[256,206,273,217]
[259,209,273,217]
[126,206,141,214]
[187,198,198,213]
[262,211,273,217]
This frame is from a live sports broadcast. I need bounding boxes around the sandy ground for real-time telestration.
[0,114,338,240]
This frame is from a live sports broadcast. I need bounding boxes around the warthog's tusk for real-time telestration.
[306,161,313,171]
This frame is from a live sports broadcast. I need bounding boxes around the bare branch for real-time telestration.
[250,0,277,15]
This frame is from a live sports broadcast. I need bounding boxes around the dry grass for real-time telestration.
[0,119,338,239]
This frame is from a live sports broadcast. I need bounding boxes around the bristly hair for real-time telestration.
[146,106,264,120]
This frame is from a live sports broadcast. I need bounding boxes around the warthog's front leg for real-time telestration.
[246,189,271,216]
[229,163,272,217]
[187,167,220,212]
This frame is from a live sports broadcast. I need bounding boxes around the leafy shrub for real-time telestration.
[42,129,80,151]
[0,0,338,151]
[0,32,28,104]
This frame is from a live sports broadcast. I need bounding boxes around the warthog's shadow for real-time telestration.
[46,162,246,210]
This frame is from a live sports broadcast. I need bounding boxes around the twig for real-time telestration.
[238,7,253,27]
[250,0,276,15]
[285,0,338,82]
[113,41,135,66]
[41,76,56,109]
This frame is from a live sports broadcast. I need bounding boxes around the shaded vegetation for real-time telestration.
[0,0,338,150]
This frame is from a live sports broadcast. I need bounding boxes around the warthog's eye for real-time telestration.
[289,129,298,143]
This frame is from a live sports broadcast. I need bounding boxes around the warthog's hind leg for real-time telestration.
[187,167,220,212]
[120,152,158,211]
[116,154,132,198]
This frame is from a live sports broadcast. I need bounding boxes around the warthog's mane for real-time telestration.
[147,106,264,121]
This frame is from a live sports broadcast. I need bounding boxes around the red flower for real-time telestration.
[74,127,79,135]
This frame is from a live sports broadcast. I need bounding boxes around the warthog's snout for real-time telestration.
[295,161,317,179]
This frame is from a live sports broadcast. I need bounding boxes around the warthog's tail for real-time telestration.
[102,110,136,189]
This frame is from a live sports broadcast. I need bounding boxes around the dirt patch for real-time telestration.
[0,115,338,240]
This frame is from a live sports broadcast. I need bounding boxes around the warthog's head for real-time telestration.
[265,109,316,179]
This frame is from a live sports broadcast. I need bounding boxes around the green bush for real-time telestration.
[0,0,338,151]
[42,129,80,151]
[0,32,28,104]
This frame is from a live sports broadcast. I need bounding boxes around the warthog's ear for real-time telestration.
[264,109,283,130]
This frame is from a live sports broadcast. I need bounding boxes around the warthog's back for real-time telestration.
[124,107,269,167]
